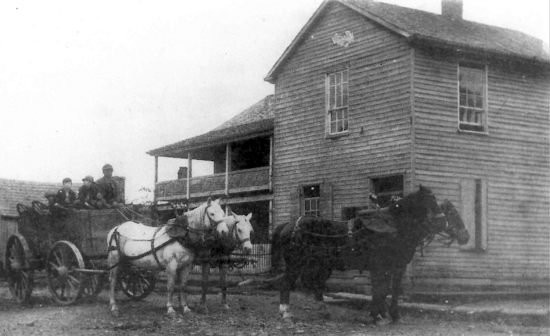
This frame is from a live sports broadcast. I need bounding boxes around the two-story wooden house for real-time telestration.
[149,0,550,292]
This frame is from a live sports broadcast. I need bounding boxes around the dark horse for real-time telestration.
[271,185,470,323]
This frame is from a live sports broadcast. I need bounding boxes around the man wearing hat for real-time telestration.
[54,177,76,207]
[96,164,120,208]
[75,175,100,209]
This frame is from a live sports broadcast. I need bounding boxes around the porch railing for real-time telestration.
[155,166,270,200]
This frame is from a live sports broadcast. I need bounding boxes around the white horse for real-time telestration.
[199,212,254,312]
[106,198,227,317]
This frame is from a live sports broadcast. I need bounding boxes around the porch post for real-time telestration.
[154,156,158,184]
[153,156,158,202]
[225,143,231,196]
[186,152,192,200]
[269,135,273,191]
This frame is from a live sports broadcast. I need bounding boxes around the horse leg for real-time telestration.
[219,263,229,310]
[199,262,210,314]
[165,259,179,316]
[279,267,299,320]
[107,251,120,317]
[370,269,391,325]
[389,268,405,322]
[177,265,192,314]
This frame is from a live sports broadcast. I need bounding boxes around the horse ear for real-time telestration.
[230,210,237,217]
[214,198,221,204]
[206,197,212,206]
[246,213,252,221]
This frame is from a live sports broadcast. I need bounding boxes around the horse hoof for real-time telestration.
[182,306,192,314]
[111,309,120,318]
[281,311,293,320]
[222,304,230,310]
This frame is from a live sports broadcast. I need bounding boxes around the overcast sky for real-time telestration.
[1,0,548,203]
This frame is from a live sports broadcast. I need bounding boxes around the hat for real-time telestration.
[102,164,113,171]
[82,175,94,182]
[62,177,72,184]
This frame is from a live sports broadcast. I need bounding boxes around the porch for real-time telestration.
[152,135,273,202]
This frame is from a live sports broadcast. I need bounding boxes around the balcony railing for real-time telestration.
[155,166,270,201]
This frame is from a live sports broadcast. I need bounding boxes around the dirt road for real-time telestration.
[0,285,547,336]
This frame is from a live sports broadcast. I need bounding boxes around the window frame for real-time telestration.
[457,63,489,134]
[325,69,350,137]
[302,184,321,217]
[370,174,404,208]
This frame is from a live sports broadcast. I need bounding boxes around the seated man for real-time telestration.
[96,164,120,208]
[75,175,100,209]
[54,177,76,208]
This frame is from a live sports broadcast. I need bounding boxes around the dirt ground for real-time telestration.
[0,284,548,336]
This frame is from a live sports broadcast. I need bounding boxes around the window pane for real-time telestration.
[476,94,483,108]
[343,83,348,106]
[329,74,335,86]
[330,111,336,122]
[336,84,342,107]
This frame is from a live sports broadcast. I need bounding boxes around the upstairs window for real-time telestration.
[459,65,487,132]
[326,69,349,135]
[302,185,320,217]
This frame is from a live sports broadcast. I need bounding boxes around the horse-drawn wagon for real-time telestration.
[4,202,155,305]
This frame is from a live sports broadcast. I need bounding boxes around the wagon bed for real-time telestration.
[4,204,155,305]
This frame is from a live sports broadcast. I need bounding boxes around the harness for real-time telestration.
[107,206,223,270]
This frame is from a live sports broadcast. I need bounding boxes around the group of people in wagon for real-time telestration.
[51,163,121,210]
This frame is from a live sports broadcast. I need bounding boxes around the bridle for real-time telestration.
[228,216,252,246]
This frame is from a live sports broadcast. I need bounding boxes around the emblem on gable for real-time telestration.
[331,31,355,48]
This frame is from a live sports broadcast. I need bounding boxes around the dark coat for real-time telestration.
[96,176,119,203]
[78,183,100,204]
[55,188,76,206]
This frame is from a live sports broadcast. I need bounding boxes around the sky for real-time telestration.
[0,0,548,203]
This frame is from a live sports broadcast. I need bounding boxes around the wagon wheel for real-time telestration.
[4,234,34,304]
[46,240,85,305]
[81,260,104,299]
[119,267,156,301]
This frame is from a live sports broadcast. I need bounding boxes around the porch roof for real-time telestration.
[147,95,274,159]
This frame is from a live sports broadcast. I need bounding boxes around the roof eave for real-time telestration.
[410,35,550,67]
[147,121,274,158]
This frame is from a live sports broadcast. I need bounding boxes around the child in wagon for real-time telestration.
[54,177,76,208]
[75,175,100,209]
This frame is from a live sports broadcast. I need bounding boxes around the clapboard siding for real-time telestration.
[273,2,413,228]
[411,48,550,288]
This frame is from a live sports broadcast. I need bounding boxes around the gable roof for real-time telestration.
[147,95,274,159]
[265,0,550,83]
[0,178,65,217]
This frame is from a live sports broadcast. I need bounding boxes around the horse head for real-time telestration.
[393,185,447,234]
[226,211,254,254]
[439,199,470,245]
[204,198,226,227]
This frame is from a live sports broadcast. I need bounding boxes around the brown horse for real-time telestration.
[271,185,470,323]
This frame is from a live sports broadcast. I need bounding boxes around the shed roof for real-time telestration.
[147,95,274,158]
[0,178,64,217]
[265,0,550,82]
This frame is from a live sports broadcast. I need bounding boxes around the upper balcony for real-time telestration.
[152,134,273,202]
[147,95,275,203]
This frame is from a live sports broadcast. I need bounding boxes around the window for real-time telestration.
[326,69,349,134]
[302,185,320,217]
[371,175,403,207]
[459,65,487,132]
[460,178,487,251]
